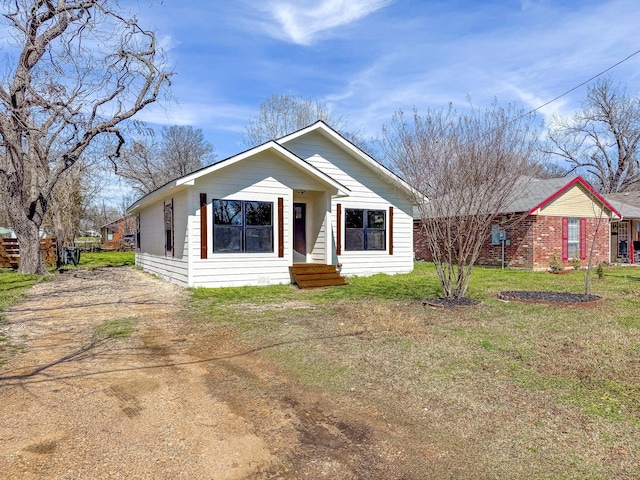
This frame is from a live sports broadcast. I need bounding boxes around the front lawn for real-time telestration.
[189,262,640,479]
[2,260,638,477]
[0,270,45,364]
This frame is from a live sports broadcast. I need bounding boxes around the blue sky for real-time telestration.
[127,0,640,162]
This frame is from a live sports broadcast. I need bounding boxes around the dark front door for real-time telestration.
[293,203,306,256]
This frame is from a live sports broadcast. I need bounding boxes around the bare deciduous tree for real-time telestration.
[380,103,542,299]
[81,200,121,233]
[117,125,215,196]
[241,94,372,152]
[0,0,171,274]
[45,160,89,257]
[547,78,640,194]
[534,161,570,179]
[160,125,215,178]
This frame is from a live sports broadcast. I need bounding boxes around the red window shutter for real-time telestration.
[579,217,587,260]
[200,194,207,259]
[389,206,394,255]
[561,217,568,261]
[336,203,342,255]
[278,197,284,258]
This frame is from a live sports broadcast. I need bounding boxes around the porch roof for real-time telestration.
[604,192,640,219]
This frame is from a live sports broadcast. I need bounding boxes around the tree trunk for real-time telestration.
[16,226,46,275]
[5,194,47,275]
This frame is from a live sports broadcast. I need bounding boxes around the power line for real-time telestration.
[523,49,640,118]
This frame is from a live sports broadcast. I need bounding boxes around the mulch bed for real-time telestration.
[422,297,482,309]
[497,290,603,306]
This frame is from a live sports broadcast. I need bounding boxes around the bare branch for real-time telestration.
[0,0,172,273]
[116,125,215,196]
[380,102,543,298]
[547,77,640,193]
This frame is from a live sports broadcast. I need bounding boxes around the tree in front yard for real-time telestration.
[380,102,543,299]
[0,0,171,274]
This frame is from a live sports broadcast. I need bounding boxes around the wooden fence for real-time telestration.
[0,238,58,269]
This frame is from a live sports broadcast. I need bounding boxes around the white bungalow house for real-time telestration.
[127,121,418,288]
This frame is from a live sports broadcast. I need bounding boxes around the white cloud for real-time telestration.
[135,99,253,131]
[260,0,395,45]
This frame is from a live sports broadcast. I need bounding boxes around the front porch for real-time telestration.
[611,219,640,264]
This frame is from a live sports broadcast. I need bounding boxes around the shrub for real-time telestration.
[596,262,605,279]
[549,252,563,273]
[570,253,582,270]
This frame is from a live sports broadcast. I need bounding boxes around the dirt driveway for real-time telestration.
[0,267,278,479]
[0,268,402,479]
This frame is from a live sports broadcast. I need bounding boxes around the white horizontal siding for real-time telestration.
[187,205,293,288]
[136,252,189,287]
[138,190,188,259]
[195,152,326,198]
[285,131,415,276]
[173,191,189,259]
[179,152,317,287]
[189,257,292,288]
[138,202,165,256]
[135,189,190,287]
[138,128,415,288]
[285,132,408,204]
[335,205,414,276]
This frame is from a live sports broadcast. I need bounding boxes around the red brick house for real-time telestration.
[101,216,137,250]
[414,176,621,270]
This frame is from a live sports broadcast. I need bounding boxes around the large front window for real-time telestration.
[345,208,386,251]
[213,200,273,253]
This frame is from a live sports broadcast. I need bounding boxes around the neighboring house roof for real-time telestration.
[412,176,621,220]
[504,176,621,217]
[101,217,128,229]
[128,121,420,213]
[504,177,621,217]
[101,217,136,234]
[500,176,573,213]
[603,191,640,219]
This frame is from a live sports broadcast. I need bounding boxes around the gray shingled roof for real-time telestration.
[604,192,640,219]
[413,176,578,219]
[500,176,576,214]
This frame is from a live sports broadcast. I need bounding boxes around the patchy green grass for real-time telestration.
[0,270,45,364]
[78,251,135,269]
[92,317,137,340]
[188,262,640,479]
